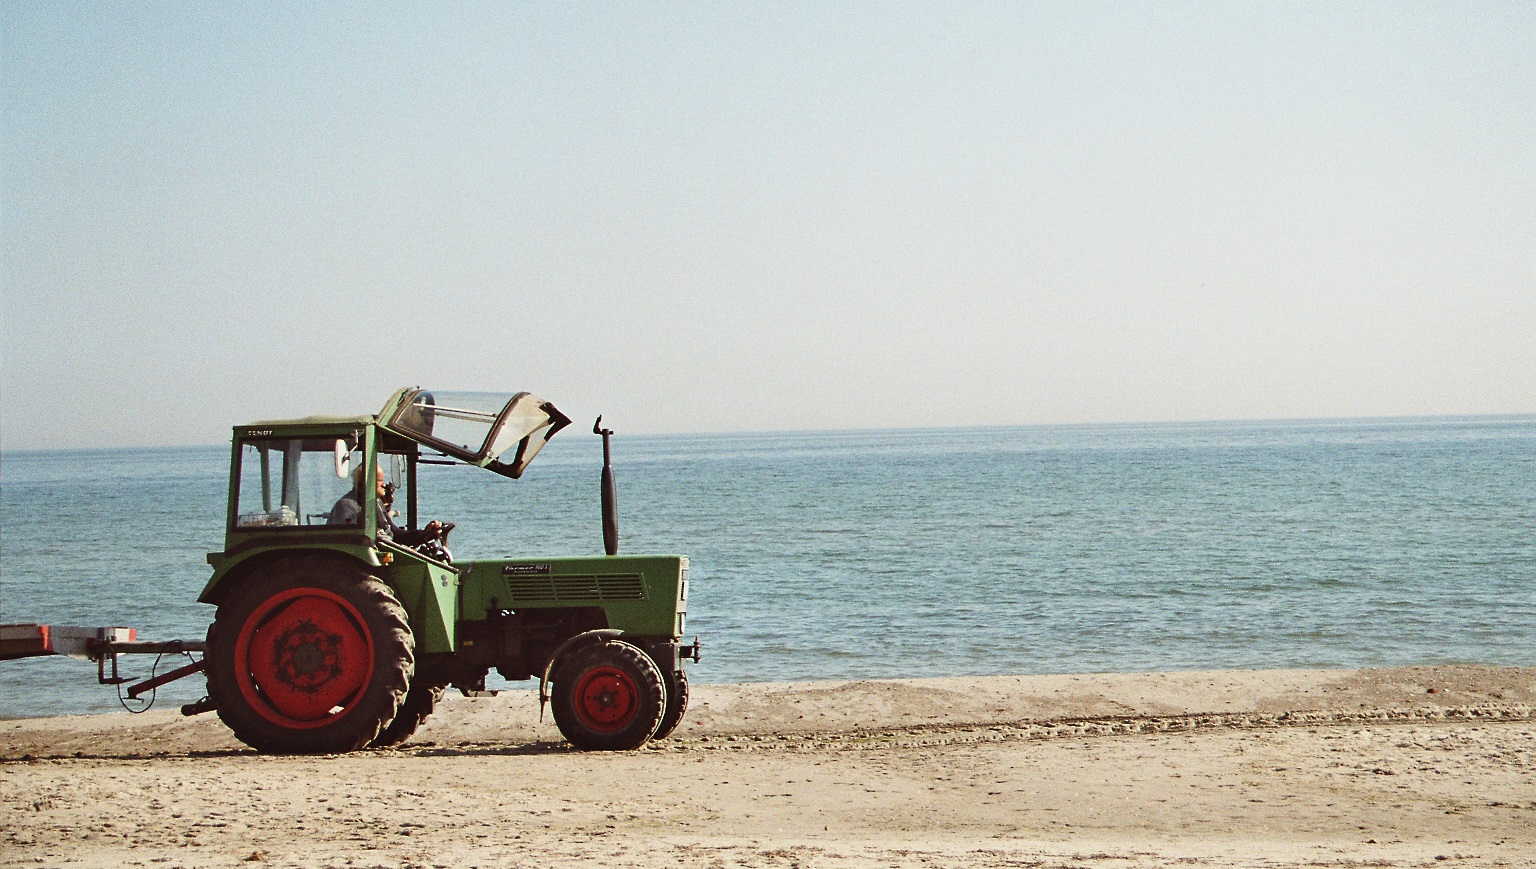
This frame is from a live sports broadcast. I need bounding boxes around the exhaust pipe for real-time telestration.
[594,416,619,555]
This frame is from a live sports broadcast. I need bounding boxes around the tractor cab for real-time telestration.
[221,390,570,544]
[227,418,376,533]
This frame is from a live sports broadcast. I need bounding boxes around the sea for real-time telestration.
[3,415,1533,719]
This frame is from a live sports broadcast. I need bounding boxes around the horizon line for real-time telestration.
[3,410,1533,457]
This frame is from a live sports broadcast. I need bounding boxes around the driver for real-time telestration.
[329,466,452,558]
[327,465,387,533]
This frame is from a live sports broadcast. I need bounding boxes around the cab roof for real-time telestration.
[236,414,377,430]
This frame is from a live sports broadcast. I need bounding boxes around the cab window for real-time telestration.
[234,437,364,529]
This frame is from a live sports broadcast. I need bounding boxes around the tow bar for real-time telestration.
[1,623,210,714]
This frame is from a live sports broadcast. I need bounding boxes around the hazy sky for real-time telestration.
[3,2,1533,450]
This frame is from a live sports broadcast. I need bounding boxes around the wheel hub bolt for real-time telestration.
[291,643,324,675]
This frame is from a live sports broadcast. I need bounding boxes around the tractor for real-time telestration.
[196,387,696,754]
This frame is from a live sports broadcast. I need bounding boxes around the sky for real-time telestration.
[3,2,1533,450]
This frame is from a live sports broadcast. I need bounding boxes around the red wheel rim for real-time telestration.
[233,587,375,729]
[572,665,640,733]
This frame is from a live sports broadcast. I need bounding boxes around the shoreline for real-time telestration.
[5,665,1534,868]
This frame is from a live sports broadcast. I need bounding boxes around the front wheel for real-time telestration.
[551,639,665,751]
[206,556,413,754]
[652,665,689,740]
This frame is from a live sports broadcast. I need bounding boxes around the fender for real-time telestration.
[538,628,623,720]
[199,541,381,605]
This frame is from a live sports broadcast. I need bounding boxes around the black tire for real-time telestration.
[206,555,414,754]
[551,639,665,751]
[652,665,689,740]
[369,681,444,748]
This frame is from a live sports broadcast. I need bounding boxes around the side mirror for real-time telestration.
[334,439,351,479]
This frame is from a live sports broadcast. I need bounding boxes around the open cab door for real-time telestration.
[379,387,572,478]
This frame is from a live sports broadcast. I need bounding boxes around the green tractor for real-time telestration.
[198,387,697,754]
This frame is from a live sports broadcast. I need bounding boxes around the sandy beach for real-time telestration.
[3,665,1533,868]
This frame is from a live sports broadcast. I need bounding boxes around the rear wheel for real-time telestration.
[206,556,413,754]
[652,665,689,740]
[369,681,444,748]
[551,639,665,751]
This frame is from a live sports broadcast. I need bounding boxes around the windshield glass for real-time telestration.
[383,388,568,475]
[392,391,514,458]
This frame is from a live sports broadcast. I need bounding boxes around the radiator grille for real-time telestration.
[505,573,645,602]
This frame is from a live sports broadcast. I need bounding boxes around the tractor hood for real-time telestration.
[379,387,572,479]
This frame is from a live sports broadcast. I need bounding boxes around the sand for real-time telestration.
[3,665,1533,868]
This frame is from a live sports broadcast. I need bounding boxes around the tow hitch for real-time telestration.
[1,623,209,714]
